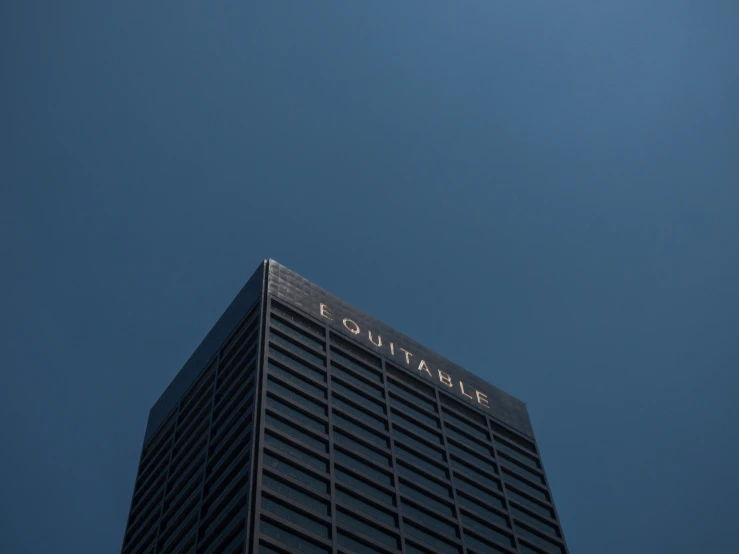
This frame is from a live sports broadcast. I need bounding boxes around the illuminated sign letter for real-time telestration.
[389,342,395,356]
[368,330,382,347]
[438,370,453,387]
[319,303,333,320]
[342,318,360,335]
[399,348,413,365]
[417,360,432,377]
[459,381,474,400]
[476,390,489,408]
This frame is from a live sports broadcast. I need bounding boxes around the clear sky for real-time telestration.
[2,1,738,553]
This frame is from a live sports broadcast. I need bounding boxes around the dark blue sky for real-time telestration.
[2,2,738,553]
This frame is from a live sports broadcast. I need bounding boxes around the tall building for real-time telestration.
[121,260,569,554]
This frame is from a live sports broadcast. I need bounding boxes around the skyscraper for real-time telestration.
[121,260,569,554]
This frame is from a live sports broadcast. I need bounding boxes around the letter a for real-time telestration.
[418,360,432,377]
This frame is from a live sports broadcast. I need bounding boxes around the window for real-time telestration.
[460,512,514,548]
[396,445,448,481]
[260,543,289,554]
[221,314,259,368]
[271,301,324,335]
[203,455,249,508]
[260,519,329,554]
[447,441,496,472]
[330,333,381,367]
[489,420,537,454]
[390,396,439,428]
[445,425,491,455]
[520,544,551,554]
[333,381,385,415]
[506,490,555,520]
[454,474,503,507]
[263,457,328,494]
[442,408,489,441]
[270,332,325,368]
[267,378,326,416]
[333,413,388,448]
[455,470,500,494]
[331,351,383,383]
[335,469,394,504]
[503,470,549,503]
[450,457,500,491]
[270,349,326,382]
[271,317,325,351]
[332,365,385,400]
[401,500,459,538]
[205,432,250,493]
[494,439,540,470]
[386,375,436,411]
[263,474,329,516]
[198,494,247,554]
[335,431,391,467]
[439,394,486,427]
[332,397,387,431]
[335,450,393,487]
[336,488,396,527]
[399,481,455,518]
[180,365,215,417]
[457,494,509,528]
[516,526,565,554]
[462,530,510,554]
[215,359,255,406]
[220,346,258,389]
[266,396,327,434]
[392,411,443,445]
[337,531,391,554]
[268,363,325,398]
[264,432,328,473]
[406,541,438,554]
[393,428,446,463]
[265,415,328,453]
[261,496,330,538]
[397,461,451,498]
[510,506,560,538]
[403,520,460,554]
[499,456,545,485]
[337,510,399,550]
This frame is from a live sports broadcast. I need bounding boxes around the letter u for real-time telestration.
[368,330,382,347]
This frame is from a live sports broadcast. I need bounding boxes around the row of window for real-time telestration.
[267,346,548,501]
[263,303,565,553]
[268,312,541,471]
[267,351,553,494]
[263,372,564,554]
[269,300,537,455]
[124,304,261,554]
[258,470,526,554]
[261,404,524,554]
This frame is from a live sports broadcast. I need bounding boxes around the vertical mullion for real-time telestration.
[152,404,181,554]
[486,418,523,553]
[436,389,469,554]
[381,358,407,554]
[326,324,338,554]
[193,356,219,550]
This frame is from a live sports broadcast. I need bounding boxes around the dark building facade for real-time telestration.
[121,260,569,554]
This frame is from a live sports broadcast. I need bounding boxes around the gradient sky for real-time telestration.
[2,2,738,553]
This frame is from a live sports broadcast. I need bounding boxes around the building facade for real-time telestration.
[120,260,569,554]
